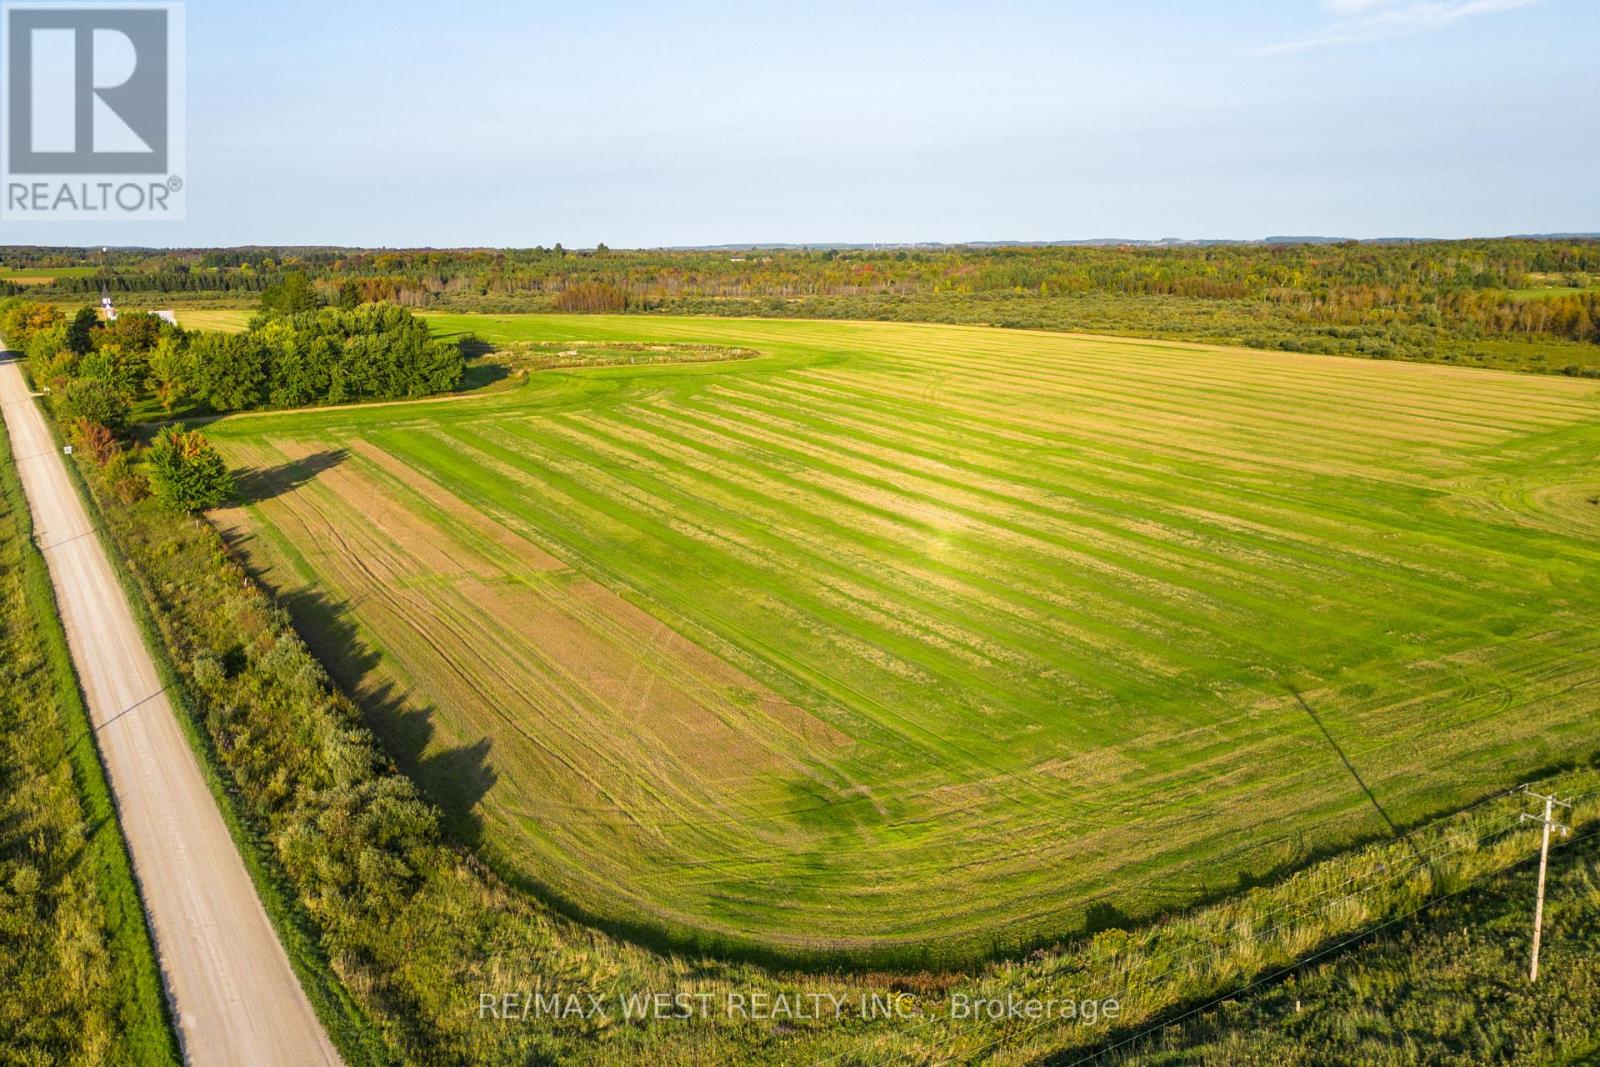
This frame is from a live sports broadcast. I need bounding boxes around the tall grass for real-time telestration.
[1098,842,1600,1066]
[0,413,179,1066]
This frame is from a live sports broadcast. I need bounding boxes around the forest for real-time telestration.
[4,238,1598,377]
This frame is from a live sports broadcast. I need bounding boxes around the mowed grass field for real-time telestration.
[205,315,1600,964]
[0,265,98,285]
[173,308,252,332]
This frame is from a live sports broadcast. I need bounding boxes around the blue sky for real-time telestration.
[4,0,1595,247]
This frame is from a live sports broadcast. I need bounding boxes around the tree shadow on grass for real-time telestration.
[457,337,494,360]
[357,678,496,849]
[459,358,511,392]
[213,560,498,849]
[231,449,349,505]
[440,334,511,392]
[1083,900,1133,936]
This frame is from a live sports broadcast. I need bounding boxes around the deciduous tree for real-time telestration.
[146,428,234,512]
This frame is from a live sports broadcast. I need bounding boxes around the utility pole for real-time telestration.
[1521,787,1572,982]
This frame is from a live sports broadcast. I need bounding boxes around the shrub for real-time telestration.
[100,450,149,505]
[72,418,119,463]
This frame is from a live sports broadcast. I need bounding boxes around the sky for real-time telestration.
[2,0,1595,248]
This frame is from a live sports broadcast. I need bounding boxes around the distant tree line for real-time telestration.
[45,271,280,295]
[6,238,1600,349]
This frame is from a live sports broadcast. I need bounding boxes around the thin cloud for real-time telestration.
[1254,0,1538,55]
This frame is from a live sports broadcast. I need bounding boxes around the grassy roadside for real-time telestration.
[34,404,395,1065]
[1100,836,1600,1066]
[0,414,180,1066]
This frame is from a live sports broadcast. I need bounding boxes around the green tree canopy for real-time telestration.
[0,300,64,351]
[65,306,100,356]
[145,334,195,413]
[190,332,267,412]
[99,311,166,356]
[77,342,147,401]
[146,428,234,512]
[259,272,321,316]
[58,376,130,434]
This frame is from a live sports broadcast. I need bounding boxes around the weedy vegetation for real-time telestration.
[0,399,179,1066]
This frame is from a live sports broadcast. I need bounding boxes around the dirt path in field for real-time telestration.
[0,354,342,1067]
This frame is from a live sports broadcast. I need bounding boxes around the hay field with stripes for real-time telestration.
[205,315,1600,965]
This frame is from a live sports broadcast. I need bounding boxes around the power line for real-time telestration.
[1521,785,1573,982]
[844,781,1597,1067]
[861,812,1529,1067]
[956,813,1600,1067]
[818,781,1577,1067]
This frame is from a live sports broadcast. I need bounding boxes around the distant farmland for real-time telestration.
[206,316,1600,964]
[0,265,98,285]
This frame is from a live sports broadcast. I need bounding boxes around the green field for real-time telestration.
[173,307,253,332]
[0,266,98,286]
[1506,285,1600,301]
[205,315,1600,964]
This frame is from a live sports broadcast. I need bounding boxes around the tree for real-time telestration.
[146,428,234,512]
[58,376,130,434]
[190,332,266,411]
[259,272,321,316]
[99,310,165,356]
[77,342,146,400]
[65,306,100,356]
[0,300,64,350]
[336,280,361,311]
[146,334,195,413]
[254,315,336,407]
[24,325,76,390]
